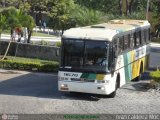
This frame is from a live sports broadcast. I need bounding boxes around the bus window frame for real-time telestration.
[130,33,135,48]
[135,31,141,47]
[112,26,150,56]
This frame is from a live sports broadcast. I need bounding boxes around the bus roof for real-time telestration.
[62,19,150,41]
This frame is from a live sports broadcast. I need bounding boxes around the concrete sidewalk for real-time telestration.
[149,42,160,70]
[1,34,61,45]
[150,42,160,47]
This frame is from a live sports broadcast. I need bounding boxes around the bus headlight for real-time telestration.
[60,84,69,90]
[61,84,68,88]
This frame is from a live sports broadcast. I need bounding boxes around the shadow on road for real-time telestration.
[62,92,113,101]
[121,72,151,92]
[0,73,61,99]
[150,47,160,53]
[0,72,110,101]
[0,72,151,101]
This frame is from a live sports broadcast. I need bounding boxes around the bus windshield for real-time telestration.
[61,39,109,73]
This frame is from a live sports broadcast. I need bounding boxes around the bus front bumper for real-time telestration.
[58,81,113,95]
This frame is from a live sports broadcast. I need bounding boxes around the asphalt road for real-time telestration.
[150,43,160,69]
[0,43,160,115]
[0,70,160,115]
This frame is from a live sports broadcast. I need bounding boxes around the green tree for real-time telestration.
[0,0,18,7]
[72,5,103,26]
[21,15,36,43]
[1,7,35,42]
[75,0,118,14]
[149,0,160,32]
[47,0,75,34]
[0,0,31,14]
[28,0,48,24]
[0,14,6,40]
[18,0,31,14]
[0,7,35,60]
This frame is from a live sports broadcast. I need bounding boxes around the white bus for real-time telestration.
[58,19,150,97]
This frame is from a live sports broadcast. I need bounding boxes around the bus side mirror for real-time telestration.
[111,48,116,74]
[114,52,117,59]
[111,63,115,76]
[113,46,118,58]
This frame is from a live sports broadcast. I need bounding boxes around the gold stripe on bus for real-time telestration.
[96,74,105,80]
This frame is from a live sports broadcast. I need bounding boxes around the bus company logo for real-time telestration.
[1,114,8,120]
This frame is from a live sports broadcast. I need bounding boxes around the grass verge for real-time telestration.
[151,38,160,43]
[0,56,59,72]
[32,32,56,37]
[2,30,55,37]
[150,70,160,89]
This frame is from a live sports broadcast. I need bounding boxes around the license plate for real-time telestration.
[61,87,69,90]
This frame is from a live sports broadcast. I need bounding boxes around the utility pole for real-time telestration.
[2,0,6,7]
[146,0,150,20]
[122,0,126,15]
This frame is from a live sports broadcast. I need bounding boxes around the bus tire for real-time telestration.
[134,63,143,82]
[108,75,120,98]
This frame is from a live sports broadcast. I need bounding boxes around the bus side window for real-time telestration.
[118,37,123,54]
[124,35,128,50]
[134,32,136,48]
[141,30,145,44]
[144,29,147,43]
[139,31,142,45]
[135,31,140,47]
[146,29,149,43]
[108,43,113,71]
[128,34,130,48]
[148,28,151,41]
[130,33,135,48]
[113,38,118,56]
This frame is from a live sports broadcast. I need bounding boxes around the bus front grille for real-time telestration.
[71,78,94,82]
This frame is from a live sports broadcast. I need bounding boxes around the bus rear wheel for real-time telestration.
[134,64,143,82]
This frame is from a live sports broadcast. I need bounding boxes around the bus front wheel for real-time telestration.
[108,75,120,98]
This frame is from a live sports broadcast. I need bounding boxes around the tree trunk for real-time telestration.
[0,33,1,40]
[36,11,42,25]
[126,0,129,16]
[27,28,32,43]
[129,0,134,14]
[119,0,123,16]
[61,29,64,36]
[10,28,13,41]
[2,0,6,7]
[1,41,12,60]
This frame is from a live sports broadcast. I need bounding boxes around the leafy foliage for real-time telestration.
[74,0,119,14]
[0,7,36,43]
[0,0,160,33]
[0,58,59,72]
[0,14,6,34]
[47,0,75,32]
[0,0,18,7]
[28,0,48,12]
[150,70,160,83]
[1,7,35,29]
[72,5,104,26]
[55,41,61,47]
